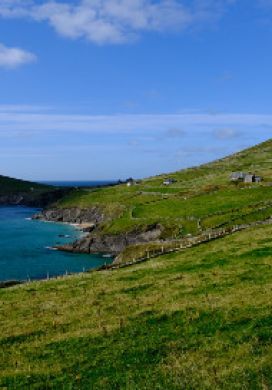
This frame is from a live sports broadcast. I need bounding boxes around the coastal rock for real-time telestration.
[33,207,105,224]
[34,206,164,257]
[0,280,23,289]
[81,225,96,233]
[57,224,163,255]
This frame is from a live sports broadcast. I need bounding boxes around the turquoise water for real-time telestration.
[0,207,111,282]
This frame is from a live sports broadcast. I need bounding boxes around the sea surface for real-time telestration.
[40,180,117,187]
[0,207,112,282]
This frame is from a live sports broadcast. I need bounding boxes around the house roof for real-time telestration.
[230,172,247,180]
[164,178,176,182]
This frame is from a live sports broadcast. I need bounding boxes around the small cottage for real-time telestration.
[230,172,263,183]
[244,174,255,183]
[126,178,134,187]
[230,172,247,182]
[244,174,263,183]
[163,178,176,186]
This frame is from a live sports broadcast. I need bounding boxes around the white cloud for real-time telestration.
[0,0,236,45]
[0,42,36,68]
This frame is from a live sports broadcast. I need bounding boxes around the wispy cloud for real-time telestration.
[213,128,242,140]
[164,128,186,139]
[1,104,271,180]
[0,0,236,45]
[0,105,271,137]
[0,42,36,68]
[0,104,50,112]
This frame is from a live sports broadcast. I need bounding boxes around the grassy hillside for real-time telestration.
[1,222,272,388]
[55,139,272,239]
[0,175,51,196]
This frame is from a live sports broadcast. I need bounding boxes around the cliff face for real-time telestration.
[33,206,105,224]
[34,207,163,256]
[57,224,163,255]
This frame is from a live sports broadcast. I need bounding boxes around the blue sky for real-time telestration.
[1,0,272,180]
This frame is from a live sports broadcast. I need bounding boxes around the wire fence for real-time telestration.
[100,217,272,271]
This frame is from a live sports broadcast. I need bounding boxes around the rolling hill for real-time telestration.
[1,211,272,388]
[37,139,272,261]
[0,175,69,207]
[0,175,51,195]
[2,140,272,388]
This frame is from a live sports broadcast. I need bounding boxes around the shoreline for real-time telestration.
[40,220,95,248]
[0,206,114,286]
[41,210,115,263]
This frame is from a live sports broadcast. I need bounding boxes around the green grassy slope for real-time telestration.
[1,222,272,388]
[0,175,52,196]
[56,139,272,238]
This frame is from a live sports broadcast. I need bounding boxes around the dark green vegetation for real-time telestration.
[0,175,51,196]
[0,175,71,207]
[56,139,272,240]
[1,223,272,388]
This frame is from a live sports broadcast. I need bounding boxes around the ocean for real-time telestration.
[39,180,117,187]
[0,206,112,282]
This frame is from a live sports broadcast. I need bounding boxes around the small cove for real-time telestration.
[0,206,112,282]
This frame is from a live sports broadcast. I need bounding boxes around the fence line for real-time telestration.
[99,218,272,271]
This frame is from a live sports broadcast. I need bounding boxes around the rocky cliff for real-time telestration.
[33,206,105,224]
[34,206,163,256]
[57,223,163,255]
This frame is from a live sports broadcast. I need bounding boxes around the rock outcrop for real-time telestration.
[57,223,163,255]
[0,280,23,289]
[33,206,105,224]
[34,205,164,257]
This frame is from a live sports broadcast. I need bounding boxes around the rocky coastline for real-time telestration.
[33,206,105,224]
[33,207,164,258]
[57,224,163,256]
[0,280,23,289]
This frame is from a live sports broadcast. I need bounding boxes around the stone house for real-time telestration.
[163,178,176,186]
[230,172,247,182]
[230,172,263,183]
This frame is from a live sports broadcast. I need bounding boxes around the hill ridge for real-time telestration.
[34,138,272,261]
